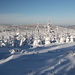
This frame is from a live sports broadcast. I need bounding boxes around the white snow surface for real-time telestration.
[0,24,75,75]
[0,42,75,75]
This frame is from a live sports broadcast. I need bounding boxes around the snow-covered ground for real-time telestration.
[0,24,75,75]
[0,42,75,75]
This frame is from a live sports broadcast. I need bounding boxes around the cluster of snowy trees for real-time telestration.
[0,23,75,48]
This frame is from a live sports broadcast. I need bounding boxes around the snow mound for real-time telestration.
[9,48,28,55]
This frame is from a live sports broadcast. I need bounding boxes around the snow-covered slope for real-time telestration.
[0,43,75,75]
[0,24,75,75]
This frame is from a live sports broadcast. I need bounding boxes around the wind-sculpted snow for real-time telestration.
[0,55,13,64]
[0,43,75,75]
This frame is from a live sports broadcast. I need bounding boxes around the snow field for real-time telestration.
[0,43,75,75]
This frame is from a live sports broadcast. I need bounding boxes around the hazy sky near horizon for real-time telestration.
[0,0,75,25]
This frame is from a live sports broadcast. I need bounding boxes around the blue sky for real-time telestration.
[0,0,75,25]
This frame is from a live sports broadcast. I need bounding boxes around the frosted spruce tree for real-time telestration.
[33,23,42,46]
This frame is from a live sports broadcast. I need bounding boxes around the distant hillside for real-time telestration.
[64,25,75,29]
